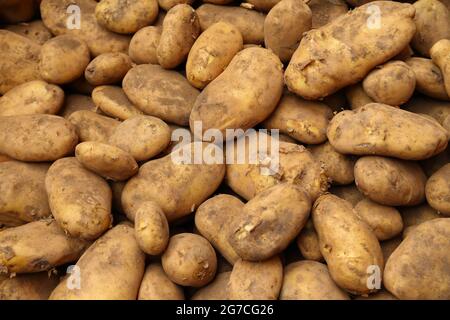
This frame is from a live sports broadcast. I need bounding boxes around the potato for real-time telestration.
[158,0,194,11]
[440,0,450,10]
[190,47,283,137]
[411,0,450,58]
[0,272,59,300]
[308,142,355,185]
[327,103,449,160]
[384,218,450,299]
[195,194,243,264]
[157,4,200,69]
[355,199,403,240]
[313,194,384,295]
[296,219,323,262]
[138,264,184,300]
[345,83,374,110]
[68,110,120,143]
[0,114,78,162]
[380,237,402,262]
[0,0,36,24]
[0,219,89,274]
[229,257,283,300]
[228,183,311,261]
[401,204,442,238]
[92,86,142,121]
[123,64,199,126]
[280,261,350,300]
[329,184,364,207]
[406,58,450,101]
[196,4,266,44]
[354,156,427,207]
[362,61,416,106]
[128,26,161,65]
[285,2,416,100]
[191,271,231,300]
[355,290,398,300]
[40,0,130,57]
[5,20,53,45]
[134,201,169,255]
[162,233,217,287]
[50,224,145,300]
[0,30,41,94]
[60,94,99,119]
[45,157,112,240]
[85,53,132,86]
[308,0,348,29]
[430,39,450,97]
[0,80,63,116]
[0,161,51,227]
[95,0,158,34]
[186,22,243,89]
[264,0,311,63]
[425,163,450,216]
[263,92,332,145]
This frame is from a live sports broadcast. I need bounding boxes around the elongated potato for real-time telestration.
[308,0,348,29]
[128,26,161,65]
[296,220,323,262]
[191,271,231,300]
[313,194,384,295]
[68,110,120,143]
[430,39,450,97]
[0,272,59,300]
[92,86,143,121]
[60,94,99,119]
[50,224,145,300]
[400,204,441,238]
[425,163,450,216]
[345,83,375,110]
[46,157,112,240]
[85,53,132,86]
[0,219,89,274]
[138,264,184,300]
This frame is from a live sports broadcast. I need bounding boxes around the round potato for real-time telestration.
[138,264,184,300]
[128,26,161,65]
[296,219,323,262]
[0,272,59,300]
[92,86,143,121]
[85,53,132,86]
[425,163,450,216]
[68,110,120,143]
[345,83,375,110]
[5,20,53,45]
[308,0,348,29]
[406,58,449,101]
[191,271,231,300]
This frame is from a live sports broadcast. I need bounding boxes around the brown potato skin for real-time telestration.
[400,204,442,238]
[425,163,450,216]
[313,194,384,295]
[92,86,143,121]
[345,83,375,110]
[50,224,145,300]
[85,53,132,86]
[296,219,323,262]
[128,26,161,65]
[138,264,185,300]
[384,218,450,300]
[0,114,78,162]
[309,0,348,29]
[5,20,53,45]
[0,272,59,300]
[68,110,120,143]
[430,39,450,98]
[191,271,231,300]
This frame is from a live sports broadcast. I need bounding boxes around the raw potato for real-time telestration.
[313,194,384,295]
[0,114,78,162]
[128,26,161,65]
[95,0,159,34]
[285,2,416,100]
[354,156,427,206]
[157,4,200,69]
[108,115,171,161]
[0,80,64,116]
[425,163,450,216]
[138,264,184,300]
[60,95,98,118]
[68,110,120,143]
[45,157,112,240]
[85,53,132,86]
[330,184,364,206]
[39,35,90,85]
[123,64,200,126]
[191,271,231,300]
[0,219,89,274]
[190,47,283,137]
[92,86,143,121]
[280,261,350,300]
[401,204,441,238]
[264,0,312,63]
[5,20,53,45]
[0,272,59,300]
[308,0,348,29]
[263,92,333,145]
[0,161,51,227]
[196,4,266,44]
[296,220,323,262]
[430,39,450,97]
[384,219,450,299]
[50,224,145,300]
[327,103,449,160]
[345,83,374,110]
[158,0,194,11]
[186,22,243,89]
[228,183,311,261]
[134,201,169,255]
[162,233,217,287]
[229,257,283,300]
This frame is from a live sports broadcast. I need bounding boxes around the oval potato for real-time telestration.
[85,53,132,86]
[425,163,450,216]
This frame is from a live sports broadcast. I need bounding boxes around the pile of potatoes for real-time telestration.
[0,0,450,300]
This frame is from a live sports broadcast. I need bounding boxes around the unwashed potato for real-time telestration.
[313,194,384,295]
[425,163,450,216]
[158,0,194,11]
[0,219,89,274]
[327,103,449,160]
[138,264,184,300]
[430,39,450,97]
[191,271,231,300]
[384,218,450,299]
[68,110,120,143]
[280,261,350,300]
[92,86,143,121]
[354,156,427,207]
[186,22,243,89]
[0,114,78,162]
[123,64,199,126]
[60,94,99,118]
[0,80,64,116]
[85,53,132,86]
[162,233,217,287]
[285,1,416,100]
[229,257,283,300]
[0,161,51,227]
[45,157,112,240]
[5,20,53,45]
[345,83,375,110]
[308,0,348,29]
[296,219,323,262]
[128,26,161,65]
[0,272,59,300]
[50,224,145,300]
[329,184,364,207]
[264,0,312,63]
[400,204,442,238]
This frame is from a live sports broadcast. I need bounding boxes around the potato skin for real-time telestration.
[0,114,78,162]
[50,224,145,300]
[406,58,449,101]
[280,261,350,300]
[308,0,348,29]
[5,20,52,45]
[191,271,231,300]
[0,219,89,274]
[85,53,132,86]
[92,86,143,121]
[128,26,161,65]
[68,110,120,143]
[425,163,450,216]
[296,220,323,262]
[0,272,59,300]
[384,218,450,299]
[186,22,243,89]
[45,157,112,240]
[313,194,384,295]
[138,264,184,300]
[430,39,450,98]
